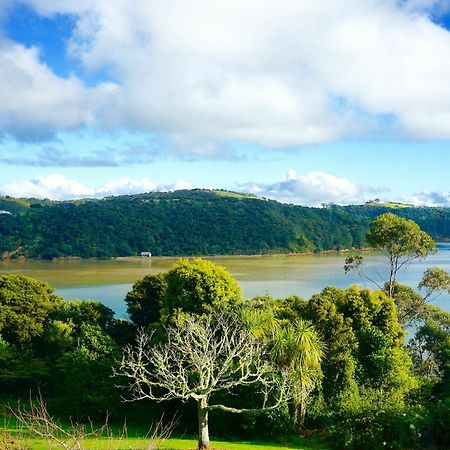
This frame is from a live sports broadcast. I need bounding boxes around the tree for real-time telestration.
[387,267,449,328]
[54,323,120,417]
[418,267,450,301]
[125,273,167,327]
[270,319,324,430]
[116,314,287,450]
[345,213,436,297]
[0,274,62,348]
[164,259,242,317]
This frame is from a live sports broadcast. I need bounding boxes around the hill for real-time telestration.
[0,190,449,259]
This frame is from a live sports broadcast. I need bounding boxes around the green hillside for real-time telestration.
[0,189,449,259]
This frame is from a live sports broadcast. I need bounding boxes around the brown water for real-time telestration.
[1,244,449,318]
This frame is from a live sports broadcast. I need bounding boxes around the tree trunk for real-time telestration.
[197,398,210,450]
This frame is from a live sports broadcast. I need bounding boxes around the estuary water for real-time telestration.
[1,243,449,318]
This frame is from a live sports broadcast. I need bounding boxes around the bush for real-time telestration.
[326,389,422,450]
[426,397,450,449]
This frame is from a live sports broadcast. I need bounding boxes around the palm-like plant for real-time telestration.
[271,319,324,429]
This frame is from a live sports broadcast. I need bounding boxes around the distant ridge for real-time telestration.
[0,189,449,259]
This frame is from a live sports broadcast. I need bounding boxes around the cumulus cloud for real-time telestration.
[3,1,450,149]
[406,190,450,206]
[239,170,388,206]
[0,37,119,140]
[0,173,192,200]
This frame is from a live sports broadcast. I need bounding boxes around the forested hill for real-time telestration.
[0,190,449,259]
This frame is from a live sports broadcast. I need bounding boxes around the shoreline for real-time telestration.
[1,247,376,263]
[3,241,448,263]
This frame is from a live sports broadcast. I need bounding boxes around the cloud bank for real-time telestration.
[239,170,388,206]
[0,173,192,200]
[3,1,450,150]
[1,170,448,207]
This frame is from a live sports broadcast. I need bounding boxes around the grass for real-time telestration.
[1,434,328,450]
[1,406,328,450]
[1,424,328,450]
[209,190,258,200]
[365,201,413,208]
[0,437,328,450]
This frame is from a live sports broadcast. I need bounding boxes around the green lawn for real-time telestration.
[1,431,328,450]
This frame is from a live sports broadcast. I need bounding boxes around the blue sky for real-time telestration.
[0,0,449,205]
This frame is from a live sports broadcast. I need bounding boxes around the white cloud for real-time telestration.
[0,173,192,200]
[4,1,450,148]
[405,190,450,206]
[239,170,387,206]
[0,37,119,140]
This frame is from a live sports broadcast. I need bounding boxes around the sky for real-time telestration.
[0,0,450,206]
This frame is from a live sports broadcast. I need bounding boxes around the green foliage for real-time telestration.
[7,189,444,259]
[426,397,450,449]
[409,319,450,392]
[164,258,242,316]
[366,213,436,296]
[326,389,422,450]
[0,274,62,348]
[303,286,415,402]
[418,266,450,300]
[270,319,324,429]
[389,283,427,327]
[303,289,358,400]
[52,323,120,417]
[367,213,436,258]
[125,273,167,327]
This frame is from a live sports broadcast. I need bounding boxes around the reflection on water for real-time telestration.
[1,243,449,318]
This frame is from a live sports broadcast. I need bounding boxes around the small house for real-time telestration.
[140,251,152,257]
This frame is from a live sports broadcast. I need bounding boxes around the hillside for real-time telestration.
[0,190,449,259]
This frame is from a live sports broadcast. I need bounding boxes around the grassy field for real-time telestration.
[0,420,329,450]
[0,434,329,450]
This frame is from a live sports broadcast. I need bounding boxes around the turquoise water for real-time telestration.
[1,244,449,318]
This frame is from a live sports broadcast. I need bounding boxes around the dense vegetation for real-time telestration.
[1,214,449,449]
[1,190,449,259]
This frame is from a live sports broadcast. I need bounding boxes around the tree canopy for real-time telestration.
[0,274,62,348]
[164,258,243,317]
[125,273,167,327]
[366,213,436,296]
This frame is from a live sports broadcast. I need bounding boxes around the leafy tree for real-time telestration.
[387,267,449,329]
[117,314,287,450]
[53,323,120,417]
[345,213,436,297]
[0,274,62,348]
[305,286,415,400]
[303,288,358,400]
[418,267,450,301]
[408,316,450,447]
[389,283,426,328]
[164,259,242,317]
[270,319,324,430]
[367,213,436,297]
[125,273,167,327]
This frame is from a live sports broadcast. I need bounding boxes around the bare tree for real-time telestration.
[116,314,288,450]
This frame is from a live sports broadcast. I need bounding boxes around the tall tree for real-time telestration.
[117,314,287,450]
[270,319,324,429]
[345,213,436,297]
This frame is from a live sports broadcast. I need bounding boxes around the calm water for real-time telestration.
[1,243,449,318]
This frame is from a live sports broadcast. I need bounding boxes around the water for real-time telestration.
[1,244,449,318]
